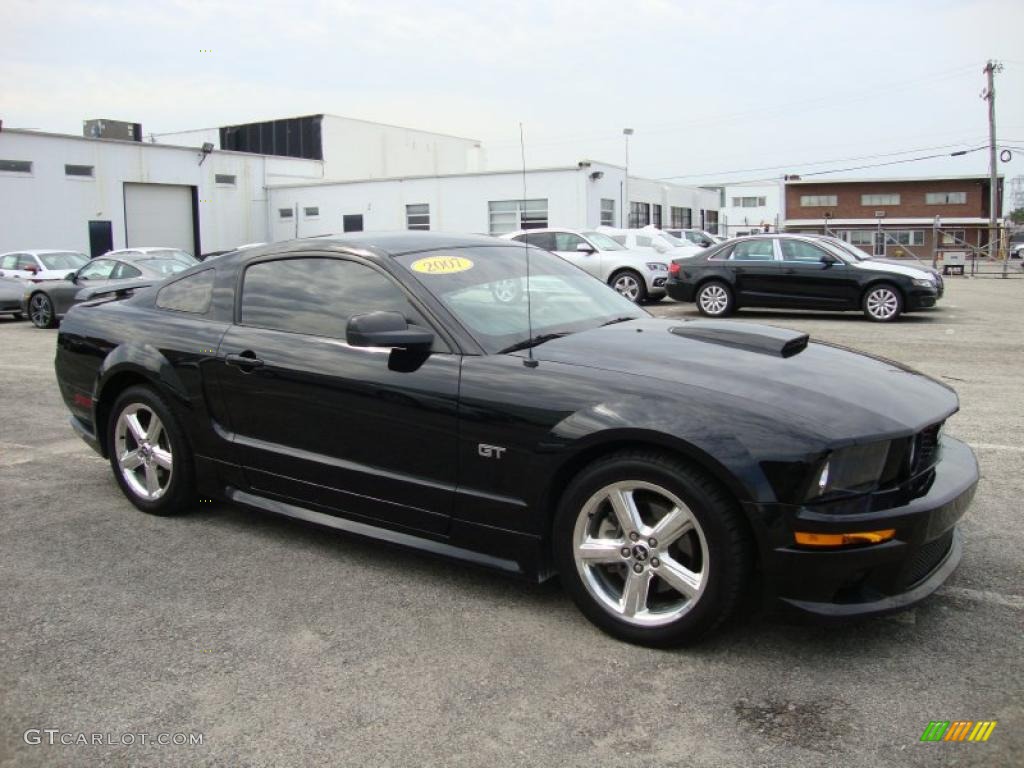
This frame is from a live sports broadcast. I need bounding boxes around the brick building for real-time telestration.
[784,175,1003,259]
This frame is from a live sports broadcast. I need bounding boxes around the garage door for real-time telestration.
[123,183,196,256]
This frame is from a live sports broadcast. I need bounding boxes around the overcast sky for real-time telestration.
[3,0,1023,200]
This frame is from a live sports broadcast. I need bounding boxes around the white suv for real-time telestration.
[500,228,669,303]
[597,227,704,259]
[0,250,89,280]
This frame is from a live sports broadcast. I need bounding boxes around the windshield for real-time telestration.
[397,245,646,354]
[38,252,88,270]
[147,249,197,265]
[580,232,625,251]
[657,233,685,247]
[138,258,191,276]
[822,237,872,261]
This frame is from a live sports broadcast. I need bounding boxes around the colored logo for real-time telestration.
[410,256,474,275]
[920,720,997,742]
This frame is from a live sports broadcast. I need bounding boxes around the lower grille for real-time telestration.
[904,530,954,586]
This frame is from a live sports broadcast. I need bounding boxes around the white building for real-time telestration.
[0,127,323,256]
[1,113,719,256]
[705,181,783,236]
[265,161,720,240]
[152,114,485,182]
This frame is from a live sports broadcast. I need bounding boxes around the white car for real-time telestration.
[664,228,725,247]
[0,250,89,280]
[500,228,669,303]
[597,227,704,260]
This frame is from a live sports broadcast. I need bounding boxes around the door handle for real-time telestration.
[225,352,264,371]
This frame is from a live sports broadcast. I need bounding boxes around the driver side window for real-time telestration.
[780,240,829,263]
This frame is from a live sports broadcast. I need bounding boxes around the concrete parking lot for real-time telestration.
[1,277,1021,767]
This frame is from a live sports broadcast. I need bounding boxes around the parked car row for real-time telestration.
[0,246,199,328]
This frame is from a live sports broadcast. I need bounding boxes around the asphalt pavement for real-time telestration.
[1,276,1021,767]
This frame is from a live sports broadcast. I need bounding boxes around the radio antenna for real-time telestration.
[520,122,538,368]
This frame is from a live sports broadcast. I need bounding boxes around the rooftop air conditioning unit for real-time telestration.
[83,119,142,142]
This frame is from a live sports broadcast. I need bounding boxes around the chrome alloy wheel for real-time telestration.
[572,481,709,627]
[612,273,642,302]
[29,294,53,327]
[698,284,729,315]
[865,287,899,320]
[114,404,173,501]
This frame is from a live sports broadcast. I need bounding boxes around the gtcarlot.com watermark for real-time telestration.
[24,729,204,747]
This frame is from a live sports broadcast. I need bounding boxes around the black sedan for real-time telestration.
[667,233,943,321]
[24,251,195,328]
[54,232,977,646]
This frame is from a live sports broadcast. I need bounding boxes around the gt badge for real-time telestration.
[478,443,506,459]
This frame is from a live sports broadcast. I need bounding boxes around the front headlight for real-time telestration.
[646,262,668,272]
[912,277,935,288]
[806,441,891,500]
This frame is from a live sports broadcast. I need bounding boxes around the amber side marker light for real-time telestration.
[794,530,896,547]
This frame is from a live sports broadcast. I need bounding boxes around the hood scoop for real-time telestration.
[669,322,809,358]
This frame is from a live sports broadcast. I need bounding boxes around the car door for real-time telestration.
[549,231,603,278]
[777,240,860,308]
[53,258,119,314]
[215,253,461,536]
[726,238,781,305]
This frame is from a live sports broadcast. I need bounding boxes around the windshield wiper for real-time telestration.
[498,332,571,354]
[601,316,638,326]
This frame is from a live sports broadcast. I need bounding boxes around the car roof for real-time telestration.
[1,249,87,256]
[106,247,191,255]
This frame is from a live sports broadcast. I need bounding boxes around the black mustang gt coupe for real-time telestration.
[55,233,978,646]
[667,233,943,322]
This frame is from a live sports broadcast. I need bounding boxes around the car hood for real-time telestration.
[605,247,670,266]
[529,318,957,443]
[851,260,932,279]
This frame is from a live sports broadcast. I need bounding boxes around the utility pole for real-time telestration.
[623,128,633,227]
[982,60,1003,272]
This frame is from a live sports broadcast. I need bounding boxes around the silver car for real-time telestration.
[501,228,669,303]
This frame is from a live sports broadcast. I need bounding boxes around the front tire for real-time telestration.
[28,293,56,328]
[863,283,903,322]
[609,270,647,304]
[107,385,195,516]
[696,281,734,317]
[554,450,752,647]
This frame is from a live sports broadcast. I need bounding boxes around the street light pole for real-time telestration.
[623,128,633,227]
[982,60,1002,271]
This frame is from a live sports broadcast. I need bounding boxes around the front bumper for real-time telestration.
[906,285,940,310]
[751,436,978,620]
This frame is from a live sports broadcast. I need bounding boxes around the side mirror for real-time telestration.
[821,254,840,266]
[24,264,39,274]
[65,272,78,282]
[346,311,434,349]
[576,243,595,254]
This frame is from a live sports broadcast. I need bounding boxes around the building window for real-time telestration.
[732,196,766,208]
[652,204,663,229]
[215,174,236,185]
[343,214,364,232]
[800,195,837,207]
[670,206,692,229]
[861,194,900,206]
[843,230,874,246]
[940,229,966,246]
[600,198,616,227]
[65,164,94,177]
[926,191,966,205]
[304,206,319,218]
[887,230,924,246]
[0,160,32,174]
[279,208,294,219]
[488,199,548,234]
[406,203,430,230]
[629,201,650,228]
[705,210,719,234]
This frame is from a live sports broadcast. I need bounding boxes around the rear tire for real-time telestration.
[609,270,647,304]
[862,283,903,322]
[107,385,195,516]
[28,293,56,329]
[554,450,752,647]
[695,281,734,317]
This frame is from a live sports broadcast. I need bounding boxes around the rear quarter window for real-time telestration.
[156,269,215,314]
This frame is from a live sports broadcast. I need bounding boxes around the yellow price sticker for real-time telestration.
[410,255,474,275]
